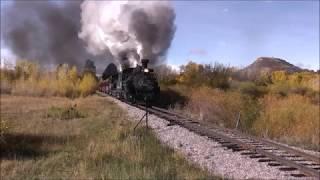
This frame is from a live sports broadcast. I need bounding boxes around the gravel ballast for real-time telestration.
[108,97,315,179]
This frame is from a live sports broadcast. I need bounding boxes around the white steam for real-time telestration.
[79,0,176,68]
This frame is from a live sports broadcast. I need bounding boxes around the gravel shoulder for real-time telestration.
[109,97,316,179]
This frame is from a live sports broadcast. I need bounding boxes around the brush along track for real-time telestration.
[146,106,320,178]
[97,92,320,178]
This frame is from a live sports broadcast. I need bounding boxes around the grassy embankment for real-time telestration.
[0,95,215,179]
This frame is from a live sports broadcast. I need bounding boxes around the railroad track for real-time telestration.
[97,92,320,178]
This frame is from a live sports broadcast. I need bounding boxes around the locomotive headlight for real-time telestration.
[144,68,149,73]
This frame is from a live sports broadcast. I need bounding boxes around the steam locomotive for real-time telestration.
[99,59,160,105]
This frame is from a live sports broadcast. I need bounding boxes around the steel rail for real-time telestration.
[97,92,320,178]
[152,106,320,164]
[147,106,320,178]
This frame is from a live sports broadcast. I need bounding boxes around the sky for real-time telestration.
[168,0,319,70]
[1,0,319,70]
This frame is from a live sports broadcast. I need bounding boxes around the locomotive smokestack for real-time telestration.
[141,59,149,69]
[119,56,129,71]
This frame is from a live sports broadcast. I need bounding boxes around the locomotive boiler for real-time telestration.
[100,59,160,105]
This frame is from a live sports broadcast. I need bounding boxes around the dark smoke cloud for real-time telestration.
[1,0,112,72]
[79,1,176,69]
[129,5,176,62]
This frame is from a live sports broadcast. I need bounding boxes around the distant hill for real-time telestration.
[237,57,305,80]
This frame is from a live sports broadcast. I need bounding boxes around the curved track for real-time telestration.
[148,106,320,178]
[98,91,320,178]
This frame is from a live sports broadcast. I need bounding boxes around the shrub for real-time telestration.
[174,86,261,130]
[305,90,320,105]
[289,86,310,96]
[155,85,188,108]
[178,62,231,90]
[0,68,16,82]
[238,82,268,98]
[36,75,57,96]
[14,61,40,81]
[205,63,231,90]
[0,119,9,142]
[253,95,320,150]
[268,83,291,97]
[154,65,179,86]
[184,86,242,128]
[12,78,38,96]
[239,95,261,132]
[306,74,319,91]
[271,71,288,83]
[300,73,320,92]
[46,105,86,120]
[0,79,12,94]
[255,73,272,86]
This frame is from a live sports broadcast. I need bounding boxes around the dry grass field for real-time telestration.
[0,95,214,179]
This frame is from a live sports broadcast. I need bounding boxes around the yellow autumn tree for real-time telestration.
[79,73,98,97]
[55,64,75,97]
[68,66,79,84]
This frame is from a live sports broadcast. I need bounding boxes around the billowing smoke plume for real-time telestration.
[79,0,176,69]
[1,0,112,70]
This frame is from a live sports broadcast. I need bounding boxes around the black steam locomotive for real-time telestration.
[100,59,160,105]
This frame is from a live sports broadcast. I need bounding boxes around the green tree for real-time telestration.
[83,59,96,75]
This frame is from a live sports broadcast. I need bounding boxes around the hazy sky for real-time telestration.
[1,0,319,70]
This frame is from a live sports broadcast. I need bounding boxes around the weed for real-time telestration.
[0,95,215,179]
[254,95,320,150]
[46,106,86,120]
[0,119,10,143]
[238,82,268,98]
